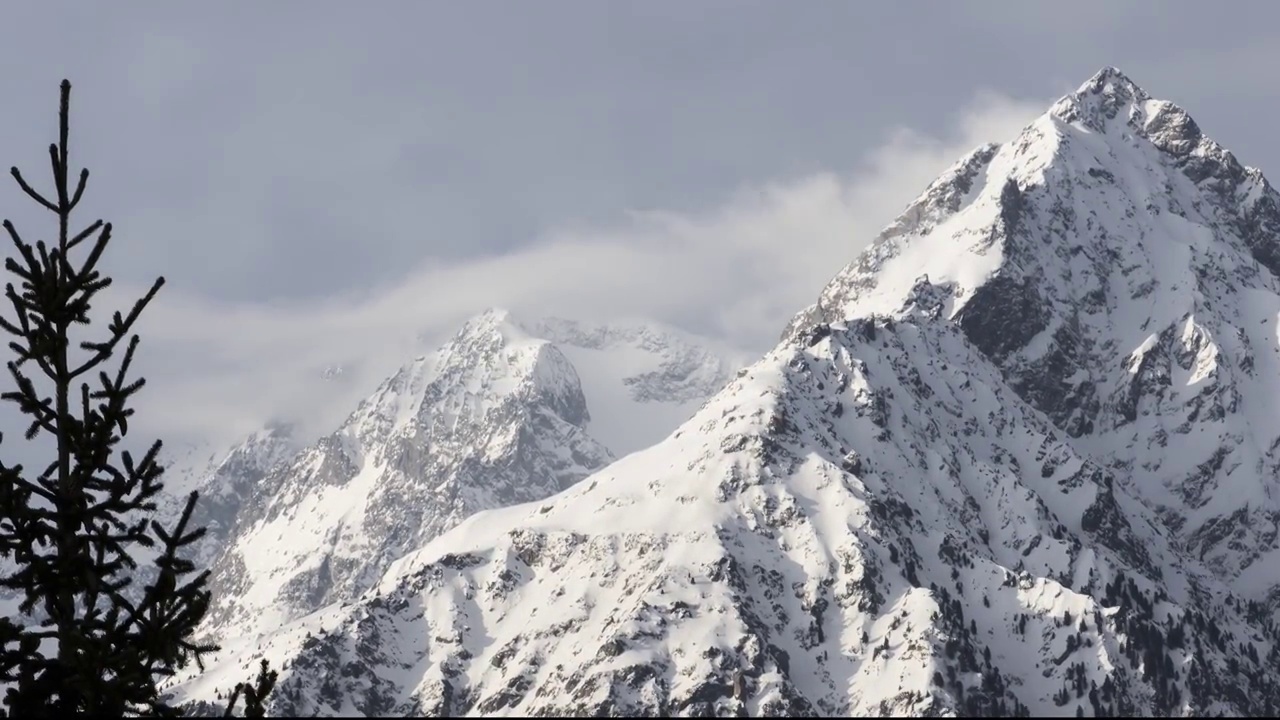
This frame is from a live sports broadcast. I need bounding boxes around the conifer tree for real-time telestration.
[0,80,274,715]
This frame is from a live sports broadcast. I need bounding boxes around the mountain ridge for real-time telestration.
[175,314,1280,716]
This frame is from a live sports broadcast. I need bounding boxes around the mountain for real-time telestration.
[169,68,1280,716]
[175,318,1280,717]
[788,66,1280,601]
[191,310,744,643]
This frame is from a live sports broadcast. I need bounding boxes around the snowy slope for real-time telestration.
[172,315,1280,717]
[192,309,743,644]
[0,425,299,620]
[518,316,752,457]
[790,66,1280,600]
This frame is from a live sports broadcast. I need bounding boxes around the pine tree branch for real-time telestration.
[2,222,33,263]
[68,169,88,212]
[46,146,64,210]
[71,223,109,280]
[7,169,56,213]
[69,279,163,380]
[5,337,57,381]
[66,219,102,251]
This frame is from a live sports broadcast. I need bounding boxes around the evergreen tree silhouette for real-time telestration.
[0,80,274,716]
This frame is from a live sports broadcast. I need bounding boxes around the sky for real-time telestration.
[0,0,1278,456]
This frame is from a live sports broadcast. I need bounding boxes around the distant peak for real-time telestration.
[257,418,298,440]
[455,307,518,338]
[468,307,513,325]
[439,308,550,358]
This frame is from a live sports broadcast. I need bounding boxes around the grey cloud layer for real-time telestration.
[0,2,1278,456]
[125,92,1040,450]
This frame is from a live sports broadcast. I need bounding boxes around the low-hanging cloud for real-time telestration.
[117,89,1043,455]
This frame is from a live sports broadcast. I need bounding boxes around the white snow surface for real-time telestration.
[517,315,753,457]
[169,68,1280,716]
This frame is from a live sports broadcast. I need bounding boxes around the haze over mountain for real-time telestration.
[165,312,746,643]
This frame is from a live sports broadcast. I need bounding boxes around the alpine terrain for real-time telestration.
[171,68,1280,716]
[186,310,746,643]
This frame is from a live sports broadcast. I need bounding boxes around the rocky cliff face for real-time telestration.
[180,423,301,569]
[170,68,1280,717]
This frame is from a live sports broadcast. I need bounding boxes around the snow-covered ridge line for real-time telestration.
[173,313,1280,716]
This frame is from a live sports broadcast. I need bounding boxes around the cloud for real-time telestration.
[106,88,1044,455]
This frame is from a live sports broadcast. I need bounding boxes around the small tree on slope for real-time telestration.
[0,80,274,716]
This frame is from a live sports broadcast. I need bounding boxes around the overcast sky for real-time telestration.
[1,1,1278,454]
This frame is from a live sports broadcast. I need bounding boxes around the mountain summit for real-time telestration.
[792,64,1280,588]
[175,69,1280,717]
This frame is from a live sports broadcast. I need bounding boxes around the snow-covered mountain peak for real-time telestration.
[1048,68,1257,198]
[346,307,587,445]
[793,66,1280,355]
[453,306,530,345]
[1053,66,1151,125]
[784,67,1280,597]
[461,305,510,324]
[191,308,745,644]
[1078,65,1145,95]
[1048,66,1201,146]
